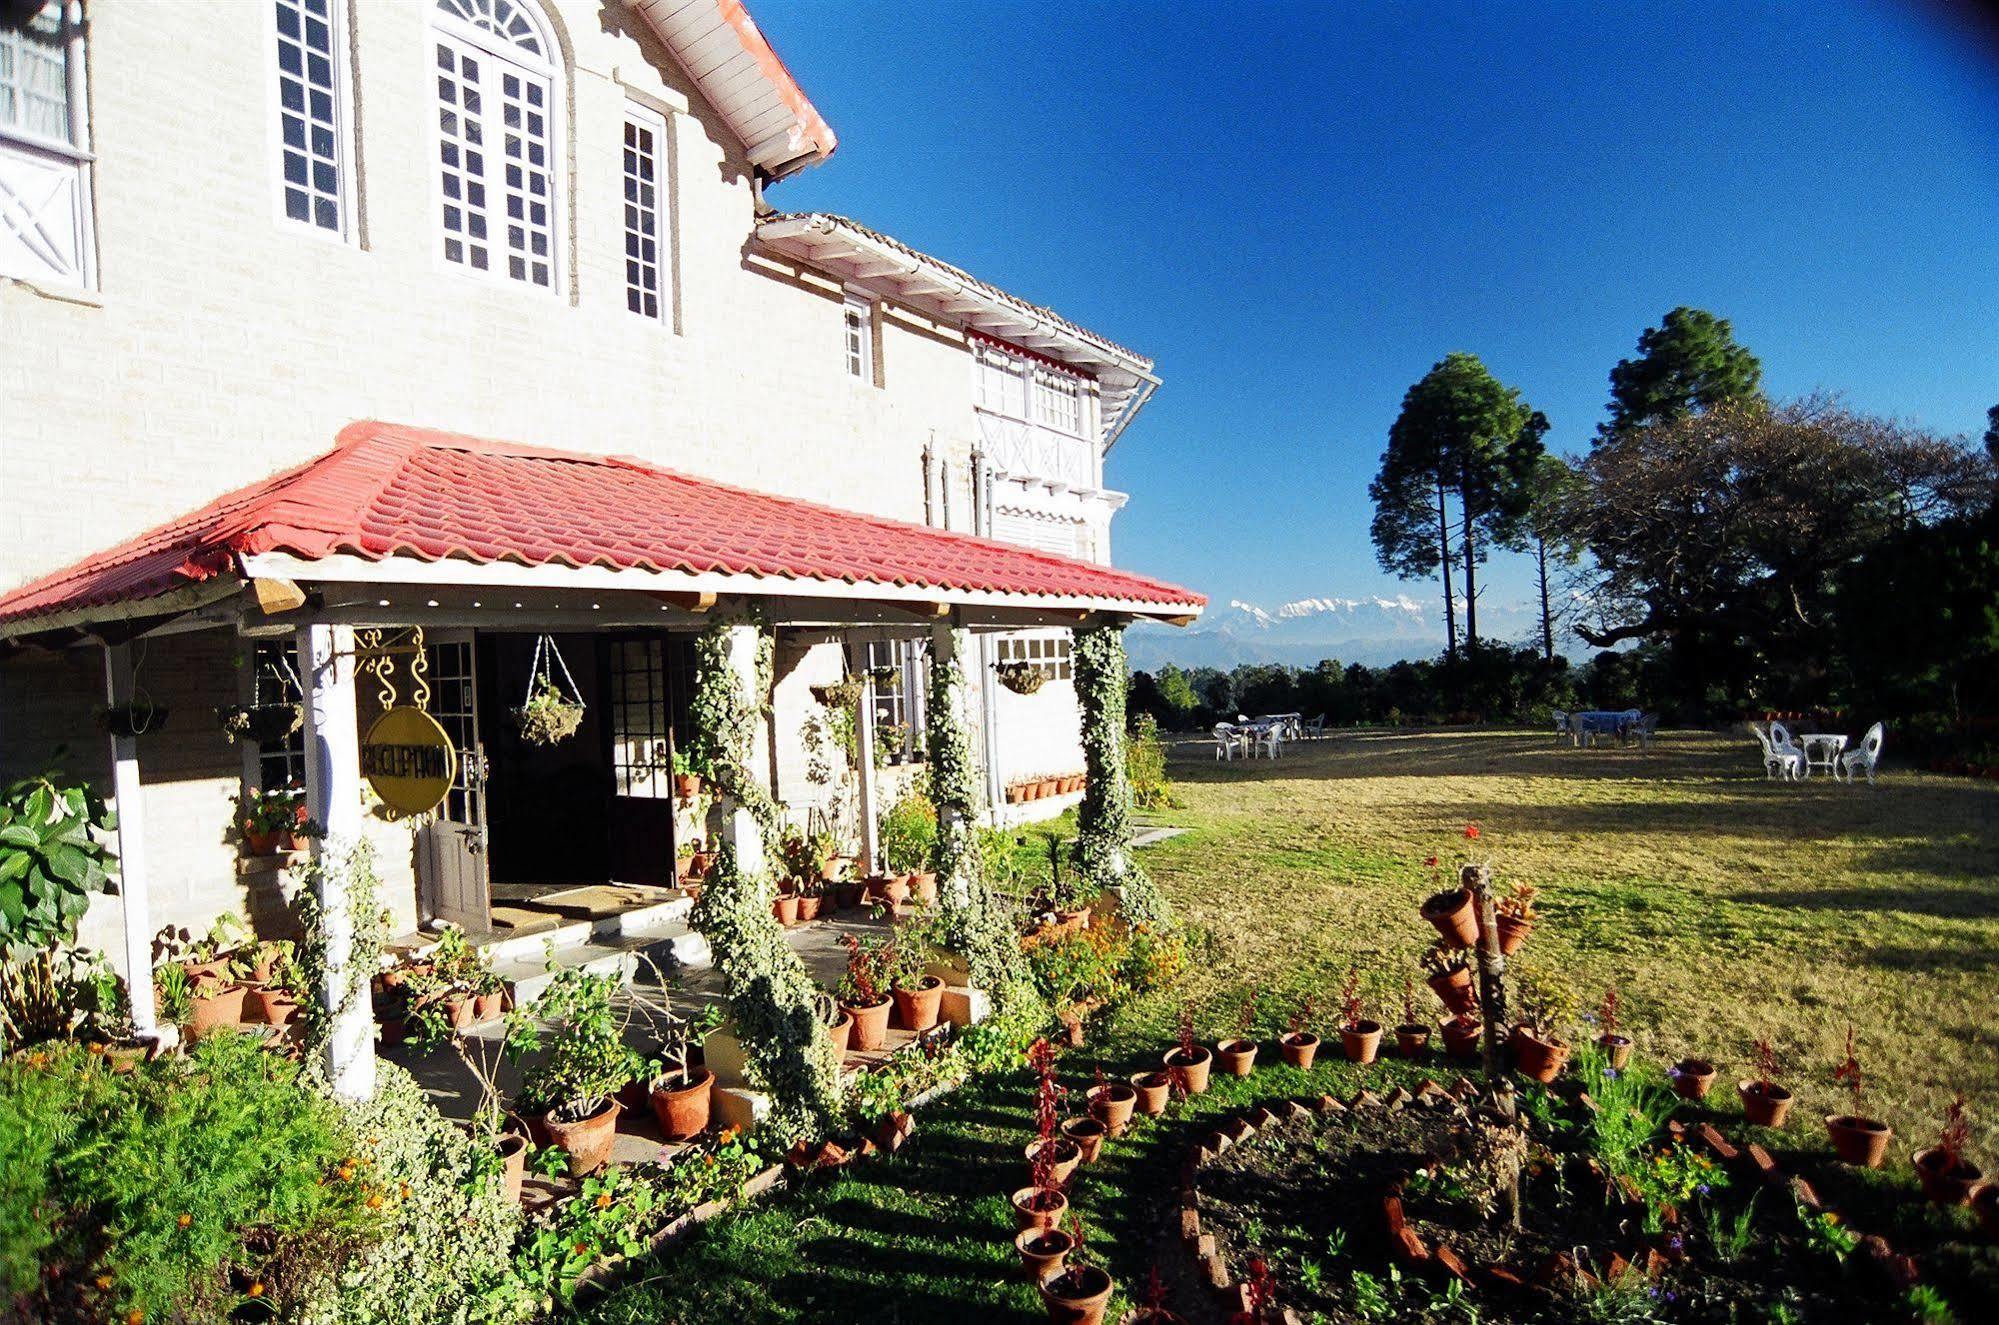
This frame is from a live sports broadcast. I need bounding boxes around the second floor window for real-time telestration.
[1034,368,1082,435]
[0,1,93,289]
[844,292,872,381]
[622,106,664,320]
[272,0,350,235]
[432,0,558,289]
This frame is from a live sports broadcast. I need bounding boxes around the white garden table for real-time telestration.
[1797,732,1849,780]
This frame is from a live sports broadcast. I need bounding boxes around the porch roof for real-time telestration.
[0,421,1205,638]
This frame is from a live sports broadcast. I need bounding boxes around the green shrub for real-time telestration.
[1126,712,1174,810]
[300,1061,532,1325]
[0,1033,373,1323]
[877,786,937,875]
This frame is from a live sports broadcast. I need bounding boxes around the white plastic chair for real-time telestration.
[1212,723,1241,761]
[1252,723,1282,759]
[1303,715,1326,740]
[1840,723,1885,784]
[1551,710,1571,743]
[1629,713,1660,748]
[1754,724,1802,781]
[1769,721,1808,778]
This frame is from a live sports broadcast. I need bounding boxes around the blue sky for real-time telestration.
[757,0,1999,611]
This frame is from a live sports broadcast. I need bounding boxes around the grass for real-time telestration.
[568,728,1999,1322]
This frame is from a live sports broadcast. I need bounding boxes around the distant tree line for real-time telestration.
[1365,308,1999,740]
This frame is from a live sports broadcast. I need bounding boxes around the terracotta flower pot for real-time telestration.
[1395,1024,1430,1058]
[892,976,945,1031]
[1055,907,1092,935]
[1495,913,1532,955]
[1165,1045,1212,1094]
[1737,1080,1793,1129]
[537,1097,621,1177]
[1441,1017,1482,1061]
[1037,778,1059,799]
[650,1067,715,1142]
[496,1132,528,1203]
[1007,785,1028,805]
[1341,1020,1383,1065]
[186,980,247,1039]
[440,992,476,1030]
[1512,1026,1570,1083]
[796,892,823,923]
[772,894,801,926]
[876,875,911,914]
[1061,1116,1106,1163]
[1914,1147,1984,1206]
[1597,1033,1633,1070]
[1669,1058,1717,1100]
[474,990,506,1023]
[673,772,701,800]
[908,872,939,906]
[1012,1185,1069,1232]
[1039,1264,1113,1325]
[1215,1037,1258,1077]
[1026,1136,1083,1188]
[842,997,893,1052]
[1086,1082,1138,1135]
[834,880,865,910]
[1279,1030,1320,1069]
[825,1008,853,1058]
[1825,1114,1893,1168]
[1129,1070,1172,1115]
[1015,1225,1076,1283]
[1426,967,1477,1015]
[244,984,300,1028]
[1421,888,1479,948]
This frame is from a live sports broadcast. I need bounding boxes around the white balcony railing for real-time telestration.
[976,409,1098,490]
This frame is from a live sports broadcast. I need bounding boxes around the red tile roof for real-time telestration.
[0,421,1204,629]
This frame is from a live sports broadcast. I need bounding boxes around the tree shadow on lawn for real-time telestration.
[1169,731,1740,786]
[1726,883,1999,922]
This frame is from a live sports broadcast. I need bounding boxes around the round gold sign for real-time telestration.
[360,706,457,817]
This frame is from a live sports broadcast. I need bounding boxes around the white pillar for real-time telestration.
[929,622,973,901]
[849,642,879,872]
[100,643,156,1035]
[295,623,374,1100]
[713,623,769,878]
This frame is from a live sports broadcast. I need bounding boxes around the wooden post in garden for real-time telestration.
[1466,861,1522,1230]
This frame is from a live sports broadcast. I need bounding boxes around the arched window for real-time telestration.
[430,0,559,289]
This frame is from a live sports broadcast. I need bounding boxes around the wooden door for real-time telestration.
[417,631,492,930]
[605,636,676,884]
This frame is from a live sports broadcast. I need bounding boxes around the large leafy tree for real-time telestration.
[1601,306,1763,438]
[1370,353,1544,658]
[1838,504,1999,723]
[1561,395,1994,714]
[1506,446,1584,662]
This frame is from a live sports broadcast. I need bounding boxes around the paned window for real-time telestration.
[0,1,93,288]
[995,634,1074,681]
[610,639,671,798]
[622,106,665,320]
[251,643,307,791]
[272,0,349,234]
[432,0,557,288]
[844,292,872,380]
[1033,368,1082,435]
[866,639,927,761]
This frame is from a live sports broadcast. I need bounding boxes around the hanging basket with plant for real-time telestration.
[995,660,1051,696]
[217,703,304,745]
[511,634,586,746]
[811,675,866,710]
[94,700,170,739]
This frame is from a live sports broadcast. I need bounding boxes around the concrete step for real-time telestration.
[480,894,695,967]
[494,918,712,1011]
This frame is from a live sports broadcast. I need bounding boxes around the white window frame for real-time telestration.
[1033,365,1083,437]
[620,101,667,323]
[427,0,564,293]
[266,0,357,242]
[996,633,1074,681]
[0,0,95,291]
[843,290,873,384]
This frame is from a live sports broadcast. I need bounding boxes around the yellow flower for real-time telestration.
[176,1213,193,1229]
[1824,1213,1840,1226]
[594,1193,613,1209]
[95,1275,114,1291]
[247,1282,266,1298]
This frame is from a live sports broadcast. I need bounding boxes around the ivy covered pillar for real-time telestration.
[927,622,1030,1011]
[1073,619,1168,927]
[687,616,842,1144]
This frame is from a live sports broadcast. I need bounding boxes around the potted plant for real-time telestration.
[1038,1214,1113,1325]
[176,912,250,982]
[1085,1064,1137,1136]
[243,942,303,1029]
[1123,1269,1185,1324]
[1595,986,1632,1069]
[1006,782,1029,806]
[812,674,866,710]
[1419,855,1478,948]
[648,1003,722,1143]
[217,702,304,745]
[1012,1136,1070,1232]
[1164,1001,1212,1094]
[1973,1179,1999,1241]
[886,928,945,1032]
[153,961,194,1034]
[1494,882,1537,954]
[1737,1037,1793,1128]
[235,786,309,855]
[1509,959,1574,1084]
[771,888,801,927]
[1441,1013,1482,1061]
[869,870,912,916]
[502,966,644,1176]
[795,877,825,923]
[1913,1094,1982,1206]
[1394,978,1430,1057]
[184,966,246,1041]
[671,749,702,801]
[1668,1056,1718,1100]
[1061,1113,1106,1164]
[404,986,530,1202]
[995,659,1050,695]
[819,992,853,1059]
[94,699,170,738]
[1825,1025,1893,1167]
[1025,1038,1083,1188]
[1215,990,1260,1076]
[1278,995,1319,1069]
[1014,1218,1076,1284]
[512,672,584,746]
[1040,835,1091,932]
[1338,969,1382,1064]
[1421,944,1477,1016]
[1128,1067,1172,1116]
[836,931,894,1052]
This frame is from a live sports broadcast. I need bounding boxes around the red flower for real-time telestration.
[1463,824,1481,840]
[1423,855,1438,868]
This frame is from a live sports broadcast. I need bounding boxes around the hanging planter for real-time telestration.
[811,675,865,710]
[869,664,901,693]
[994,660,1050,695]
[94,701,170,738]
[217,703,303,745]
[511,635,586,746]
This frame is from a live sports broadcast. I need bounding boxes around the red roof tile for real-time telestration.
[0,421,1204,628]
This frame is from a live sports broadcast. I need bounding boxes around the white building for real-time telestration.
[0,0,1199,1013]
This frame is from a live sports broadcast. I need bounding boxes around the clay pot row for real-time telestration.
[182,977,311,1041]
[835,976,946,1054]
[1011,1081,1141,1323]
[1004,774,1087,805]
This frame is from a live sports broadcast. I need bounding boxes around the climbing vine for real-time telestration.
[1072,622,1168,927]
[926,632,1031,1011]
[292,838,387,1061]
[687,616,840,1141]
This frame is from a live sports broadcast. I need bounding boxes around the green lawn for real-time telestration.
[570,729,1999,1323]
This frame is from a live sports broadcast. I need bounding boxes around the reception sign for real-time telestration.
[360,706,456,816]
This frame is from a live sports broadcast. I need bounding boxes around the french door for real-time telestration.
[605,636,677,884]
[417,630,491,930]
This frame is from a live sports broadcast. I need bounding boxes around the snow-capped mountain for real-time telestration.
[1126,592,1543,671]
